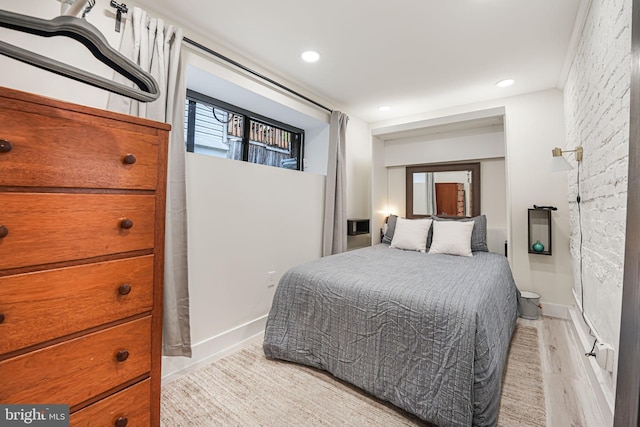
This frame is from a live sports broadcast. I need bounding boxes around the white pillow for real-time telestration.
[390,218,433,252]
[429,220,474,257]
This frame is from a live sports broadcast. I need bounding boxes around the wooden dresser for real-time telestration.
[435,182,466,217]
[0,87,169,426]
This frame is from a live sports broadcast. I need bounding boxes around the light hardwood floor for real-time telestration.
[519,316,608,427]
[169,316,609,426]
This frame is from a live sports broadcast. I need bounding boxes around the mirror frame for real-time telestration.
[406,162,481,219]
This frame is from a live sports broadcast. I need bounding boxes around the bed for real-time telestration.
[263,216,519,427]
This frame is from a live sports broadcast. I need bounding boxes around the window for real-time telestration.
[184,90,304,170]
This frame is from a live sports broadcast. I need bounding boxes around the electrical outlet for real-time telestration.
[595,342,615,372]
[267,271,276,288]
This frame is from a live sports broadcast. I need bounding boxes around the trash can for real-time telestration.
[519,291,541,320]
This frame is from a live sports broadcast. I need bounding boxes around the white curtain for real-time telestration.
[425,172,437,215]
[322,111,349,256]
[108,7,191,357]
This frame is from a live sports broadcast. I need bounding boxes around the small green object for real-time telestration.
[532,240,545,252]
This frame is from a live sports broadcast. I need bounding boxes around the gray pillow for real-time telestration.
[381,214,398,244]
[432,214,488,252]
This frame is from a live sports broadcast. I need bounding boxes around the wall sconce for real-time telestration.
[549,146,583,172]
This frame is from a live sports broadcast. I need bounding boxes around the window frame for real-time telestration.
[185,89,305,171]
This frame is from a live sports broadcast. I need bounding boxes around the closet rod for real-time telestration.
[183,37,333,114]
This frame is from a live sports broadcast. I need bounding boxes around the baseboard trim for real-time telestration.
[161,315,268,385]
[540,301,570,319]
[568,307,614,425]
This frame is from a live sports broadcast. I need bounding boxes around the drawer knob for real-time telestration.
[120,219,134,230]
[118,284,132,295]
[0,313,5,324]
[123,154,137,165]
[115,417,128,427]
[0,139,11,153]
[0,225,8,239]
[116,350,129,362]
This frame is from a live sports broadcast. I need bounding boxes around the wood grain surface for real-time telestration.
[0,255,154,355]
[70,379,151,427]
[0,192,156,269]
[0,317,151,407]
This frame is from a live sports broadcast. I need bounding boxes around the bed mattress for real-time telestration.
[263,244,519,427]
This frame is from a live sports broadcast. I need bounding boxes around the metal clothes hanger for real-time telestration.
[0,9,160,102]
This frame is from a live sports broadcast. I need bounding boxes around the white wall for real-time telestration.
[482,158,508,252]
[0,1,342,378]
[345,117,372,250]
[0,1,119,108]
[504,90,574,306]
[384,126,505,167]
[346,117,372,219]
[563,0,631,411]
[371,89,574,307]
[371,136,389,245]
[161,155,325,376]
[1,1,587,390]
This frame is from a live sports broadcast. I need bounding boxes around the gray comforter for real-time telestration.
[263,244,519,427]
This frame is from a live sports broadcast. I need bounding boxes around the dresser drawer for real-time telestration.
[0,193,155,270]
[0,107,161,190]
[0,255,154,355]
[70,379,150,427]
[0,317,151,406]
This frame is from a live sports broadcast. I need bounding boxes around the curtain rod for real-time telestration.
[182,37,333,114]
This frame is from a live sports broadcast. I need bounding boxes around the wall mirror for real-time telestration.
[406,162,480,218]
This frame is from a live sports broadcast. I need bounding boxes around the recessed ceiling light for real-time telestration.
[301,51,320,63]
[496,79,515,88]
[378,105,391,112]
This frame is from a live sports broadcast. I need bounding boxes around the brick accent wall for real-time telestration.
[563,0,631,399]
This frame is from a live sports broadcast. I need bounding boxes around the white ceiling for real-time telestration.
[137,0,584,123]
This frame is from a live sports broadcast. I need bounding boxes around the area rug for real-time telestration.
[497,324,547,426]
[161,324,546,426]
